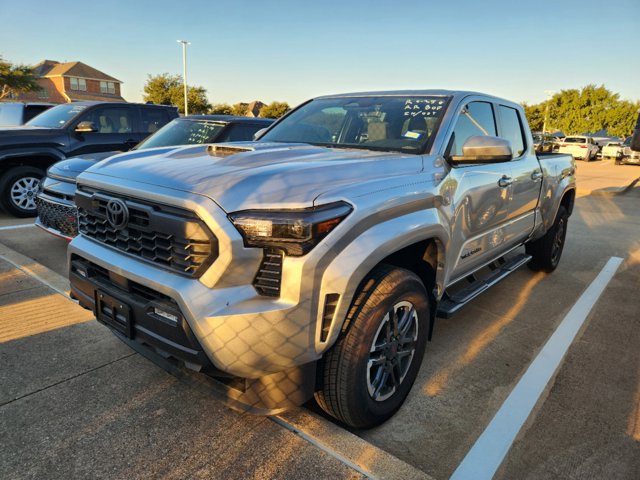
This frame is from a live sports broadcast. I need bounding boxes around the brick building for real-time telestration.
[13,60,126,103]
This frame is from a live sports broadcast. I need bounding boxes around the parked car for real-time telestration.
[557,135,599,161]
[68,90,576,428]
[601,142,623,160]
[36,115,274,239]
[0,102,54,126]
[532,132,556,152]
[619,136,640,165]
[0,101,179,217]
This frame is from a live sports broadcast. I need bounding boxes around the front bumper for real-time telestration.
[69,254,316,412]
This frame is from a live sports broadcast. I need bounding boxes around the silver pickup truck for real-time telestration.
[68,90,576,428]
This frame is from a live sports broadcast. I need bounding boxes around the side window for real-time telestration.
[498,105,526,158]
[81,107,134,134]
[141,109,171,134]
[450,101,497,156]
[218,124,263,142]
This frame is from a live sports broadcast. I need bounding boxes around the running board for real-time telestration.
[436,253,532,319]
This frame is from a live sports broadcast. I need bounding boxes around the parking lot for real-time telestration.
[1,158,639,479]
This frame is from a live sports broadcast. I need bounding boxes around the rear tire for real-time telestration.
[526,206,569,272]
[315,265,430,428]
[0,166,45,217]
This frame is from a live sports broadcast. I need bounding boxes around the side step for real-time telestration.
[436,253,532,319]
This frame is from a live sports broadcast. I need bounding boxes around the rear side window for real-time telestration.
[24,105,51,123]
[218,124,264,142]
[141,108,171,134]
[450,101,497,156]
[498,105,526,158]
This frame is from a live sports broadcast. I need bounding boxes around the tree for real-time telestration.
[522,85,638,137]
[143,73,211,115]
[231,102,248,116]
[210,103,233,115]
[0,56,41,100]
[522,102,545,132]
[259,101,290,119]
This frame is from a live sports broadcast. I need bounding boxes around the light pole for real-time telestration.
[177,40,190,116]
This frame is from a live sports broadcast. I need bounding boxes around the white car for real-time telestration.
[558,136,599,161]
[601,142,623,160]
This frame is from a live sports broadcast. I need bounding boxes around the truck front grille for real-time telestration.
[36,196,78,237]
[253,249,283,297]
[76,189,218,278]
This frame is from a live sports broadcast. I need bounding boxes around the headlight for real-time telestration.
[228,201,353,256]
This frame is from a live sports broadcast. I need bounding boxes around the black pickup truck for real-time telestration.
[0,101,178,216]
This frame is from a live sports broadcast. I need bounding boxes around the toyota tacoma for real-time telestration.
[68,90,576,428]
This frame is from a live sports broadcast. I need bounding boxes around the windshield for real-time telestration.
[261,95,450,153]
[564,137,587,143]
[26,103,88,128]
[136,118,227,149]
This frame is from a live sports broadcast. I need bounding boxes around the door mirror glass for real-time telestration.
[450,135,512,163]
[75,121,97,133]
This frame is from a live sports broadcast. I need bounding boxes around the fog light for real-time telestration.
[153,307,179,324]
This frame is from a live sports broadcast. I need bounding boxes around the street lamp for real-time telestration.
[177,40,190,116]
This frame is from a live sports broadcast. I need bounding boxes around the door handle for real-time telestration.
[531,171,543,181]
[498,175,513,188]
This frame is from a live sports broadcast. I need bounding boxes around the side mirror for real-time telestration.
[75,121,97,133]
[631,111,640,152]
[253,128,268,141]
[450,135,512,163]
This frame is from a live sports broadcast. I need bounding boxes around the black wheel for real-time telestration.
[526,206,569,272]
[315,265,430,428]
[0,166,45,217]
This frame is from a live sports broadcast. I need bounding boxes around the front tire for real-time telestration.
[0,166,45,217]
[315,265,430,428]
[526,205,569,272]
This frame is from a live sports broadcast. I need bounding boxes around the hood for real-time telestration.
[0,126,65,148]
[47,151,119,181]
[81,142,426,212]
[48,146,190,181]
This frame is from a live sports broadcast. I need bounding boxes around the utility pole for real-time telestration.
[177,40,190,116]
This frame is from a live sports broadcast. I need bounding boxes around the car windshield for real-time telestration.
[260,95,450,153]
[25,103,88,128]
[136,118,228,150]
[564,137,586,143]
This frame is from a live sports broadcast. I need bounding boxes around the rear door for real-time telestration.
[496,104,541,244]
[67,105,139,156]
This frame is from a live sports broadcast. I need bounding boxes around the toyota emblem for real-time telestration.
[106,198,129,230]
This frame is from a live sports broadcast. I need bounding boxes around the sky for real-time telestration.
[1,0,638,108]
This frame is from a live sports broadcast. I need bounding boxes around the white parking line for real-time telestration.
[0,223,35,231]
[450,256,624,480]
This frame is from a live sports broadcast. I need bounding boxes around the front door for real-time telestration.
[68,106,141,157]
